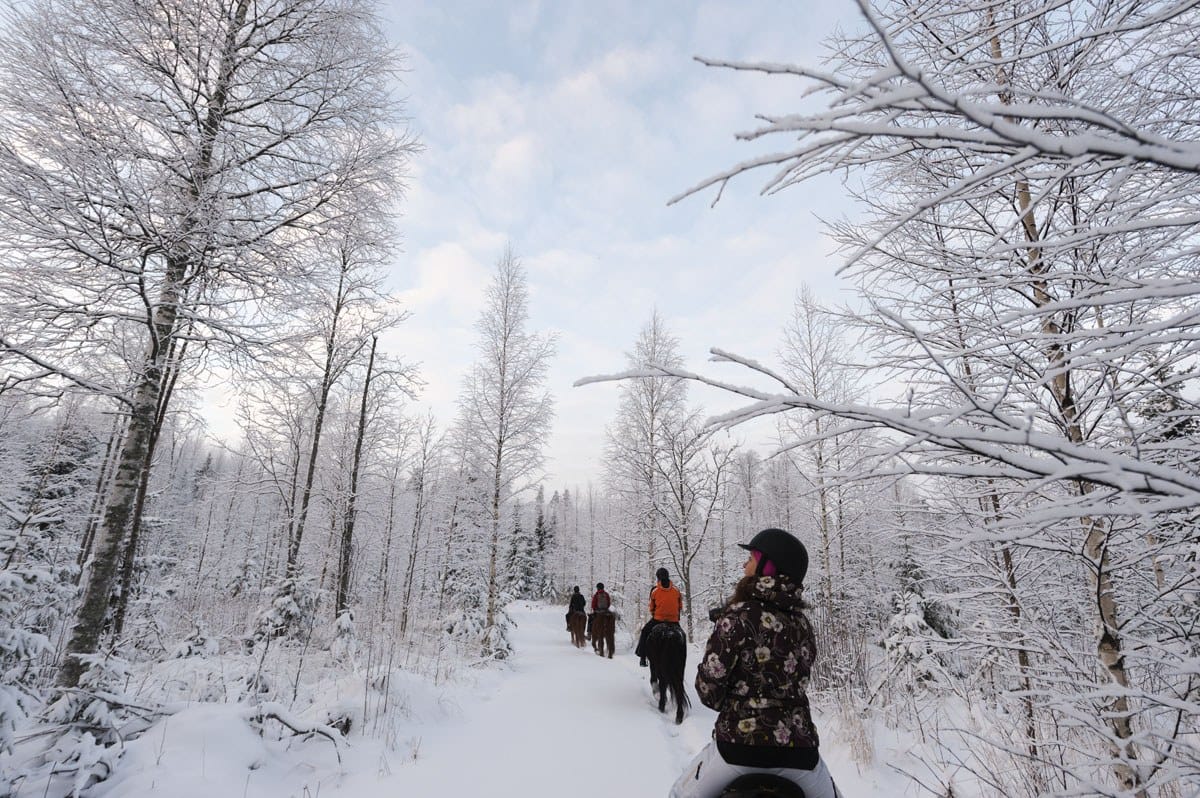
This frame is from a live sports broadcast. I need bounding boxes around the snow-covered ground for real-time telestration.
[75,603,901,797]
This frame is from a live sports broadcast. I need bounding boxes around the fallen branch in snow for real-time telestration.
[244,702,344,764]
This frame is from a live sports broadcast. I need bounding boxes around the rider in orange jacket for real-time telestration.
[636,567,682,665]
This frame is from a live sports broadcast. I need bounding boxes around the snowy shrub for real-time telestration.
[480,618,512,662]
[226,557,258,599]
[882,590,949,685]
[170,625,220,659]
[330,609,357,663]
[0,567,54,755]
[249,575,322,644]
[27,653,146,796]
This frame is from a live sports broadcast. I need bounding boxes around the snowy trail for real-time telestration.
[333,601,711,796]
[87,602,885,798]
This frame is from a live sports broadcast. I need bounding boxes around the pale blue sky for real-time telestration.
[378,2,866,487]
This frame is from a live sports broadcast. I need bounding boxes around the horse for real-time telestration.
[591,610,615,658]
[718,774,807,797]
[644,621,689,723]
[568,610,587,648]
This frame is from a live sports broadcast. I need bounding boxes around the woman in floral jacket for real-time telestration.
[670,528,842,798]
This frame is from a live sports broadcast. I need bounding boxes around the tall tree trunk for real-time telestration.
[336,336,376,617]
[285,285,347,575]
[485,462,501,629]
[399,468,426,635]
[111,337,187,639]
[78,413,125,572]
[58,259,186,687]
[379,475,397,625]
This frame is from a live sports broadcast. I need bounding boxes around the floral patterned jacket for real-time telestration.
[695,574,819,751]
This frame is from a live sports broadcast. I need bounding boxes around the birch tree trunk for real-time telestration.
[60,255,190,687]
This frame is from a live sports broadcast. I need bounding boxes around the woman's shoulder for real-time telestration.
[724,599,765,621]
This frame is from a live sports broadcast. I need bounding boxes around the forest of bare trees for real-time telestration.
[2,1,1198,797]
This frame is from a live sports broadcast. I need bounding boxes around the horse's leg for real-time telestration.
[672,640,689,723]
[654,663,667,713]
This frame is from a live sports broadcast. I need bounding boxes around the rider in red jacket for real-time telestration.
[591,583,612,611]
[588,582,611,638]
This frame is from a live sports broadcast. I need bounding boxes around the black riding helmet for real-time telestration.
[738,527,809,583]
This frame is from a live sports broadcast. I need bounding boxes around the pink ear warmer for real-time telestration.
[752,549,778,577]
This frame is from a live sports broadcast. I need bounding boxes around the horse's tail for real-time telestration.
[667,631,691,711]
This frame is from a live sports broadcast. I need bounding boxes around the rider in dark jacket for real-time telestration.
[566,585,586,630]
[670,528,842,798]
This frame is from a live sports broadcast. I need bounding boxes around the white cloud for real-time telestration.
[397,242,491,322]
[372,0,864,489]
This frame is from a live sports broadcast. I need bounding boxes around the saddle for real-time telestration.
[718,773,806,797]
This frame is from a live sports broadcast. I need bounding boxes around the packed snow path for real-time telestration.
[334,601,704,796]
[89,602,884,798]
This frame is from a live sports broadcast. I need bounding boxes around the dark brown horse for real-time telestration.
[645,622,689,723]
[591,611,615,658]
[568,610,587,647]
[718,774,807,796]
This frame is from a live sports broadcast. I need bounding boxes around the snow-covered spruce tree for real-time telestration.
[531,485,556,598]
[551,488,577,596]
[504,501,539,600]
[0,402,100,753]
[457,248,555,657]
[433,416,496,658]
[0,0,413,690]
[879,531,957,687]
[647,1,1200,793]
